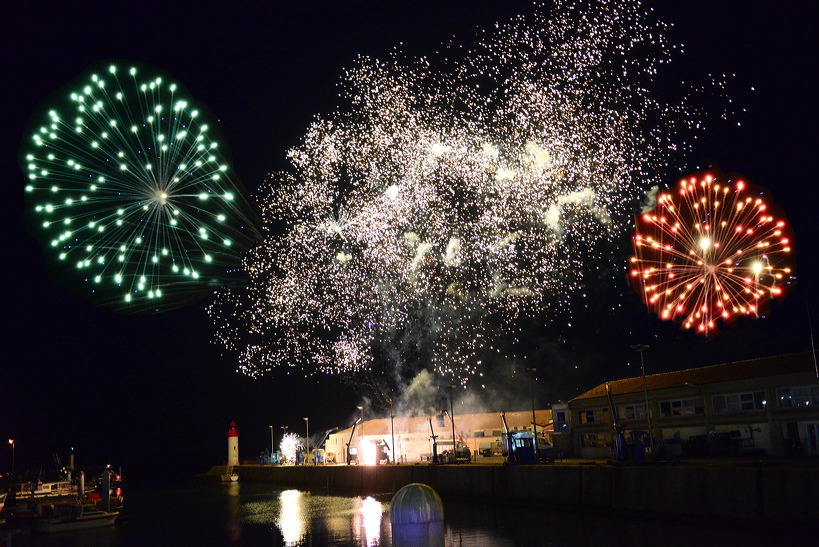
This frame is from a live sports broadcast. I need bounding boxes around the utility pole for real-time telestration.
[386,398,396,464]
[8,439,14,474]
[525,368,538,458]
[447,385,457,461]
[357,406,364,462]
[303,417,310,465]
[631,344,653,455]
[268,425,274,462]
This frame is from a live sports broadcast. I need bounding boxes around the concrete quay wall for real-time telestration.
[233,463,818,523]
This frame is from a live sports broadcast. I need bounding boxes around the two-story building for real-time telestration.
[567,351,818,459]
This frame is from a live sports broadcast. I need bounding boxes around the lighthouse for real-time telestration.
[227,421,240,467]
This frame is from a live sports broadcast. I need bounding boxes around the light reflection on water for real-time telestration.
[237,484,388,546]
[360,496,384,546]
[277,490,307,544]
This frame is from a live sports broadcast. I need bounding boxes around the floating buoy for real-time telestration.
[390,483,445,547]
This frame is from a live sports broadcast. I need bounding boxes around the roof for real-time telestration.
[572,351,817,401]
[331,410,552,439]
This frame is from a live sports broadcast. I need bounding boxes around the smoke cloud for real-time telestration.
[640,185,660,213]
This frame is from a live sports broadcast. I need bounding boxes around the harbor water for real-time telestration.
[3,480,812,546]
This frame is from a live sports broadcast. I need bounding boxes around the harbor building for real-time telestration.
[324,410,554,464]
[565,351,819,459]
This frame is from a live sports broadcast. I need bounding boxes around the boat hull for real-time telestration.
[36,507,119,533]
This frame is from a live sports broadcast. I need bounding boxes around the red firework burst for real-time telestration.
[628,171,795,335]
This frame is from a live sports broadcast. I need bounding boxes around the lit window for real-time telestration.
[580,433,611,448]
[713,392,765,413]
[660,397,704,417]
[616,404,646,420]
[777,386,819,408]
[578,408,608,424]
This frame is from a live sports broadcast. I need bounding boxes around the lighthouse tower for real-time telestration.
[227,421,240,467]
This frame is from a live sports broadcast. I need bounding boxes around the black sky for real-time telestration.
[1,1,817,483]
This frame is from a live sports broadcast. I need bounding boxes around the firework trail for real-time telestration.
[212,1,729,383]
[22,63,259,313]
[629,171,795,335]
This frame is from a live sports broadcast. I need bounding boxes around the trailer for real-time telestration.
[440,410,472,463]
[309,427,339,465]
[438,439,472,463]
[500,412,555,464]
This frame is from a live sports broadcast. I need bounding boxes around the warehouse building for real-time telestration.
[324,410,553,464]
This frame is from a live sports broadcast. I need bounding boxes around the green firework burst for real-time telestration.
[22,63,258,313]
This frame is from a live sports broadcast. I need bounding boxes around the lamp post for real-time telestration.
[447,385,457,461]
[8,439,14,474]
[631,344,653,454]
[386,398,396,464]
[303,418,310,465]
[525,368,538,456]
[269,425,274,463]
[356,405,365,464]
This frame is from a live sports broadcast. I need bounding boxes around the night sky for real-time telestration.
[2,2,817,484]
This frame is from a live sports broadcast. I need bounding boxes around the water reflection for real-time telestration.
[356,496,383,546]
[235,484,390,545]
[277,489,308,545]
[226,481,241,544]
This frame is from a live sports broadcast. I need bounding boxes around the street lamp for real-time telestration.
[525,368,538,456]
[356,404,364,436]
[303,417,310,465]
[631,344,653,455]
[8,439,14,474]
[386,398,396,464]
[269,425,274,463]
[447,385,457,462]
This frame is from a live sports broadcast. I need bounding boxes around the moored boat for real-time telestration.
[9,479,76,500]
[5,480,80,524]
[36,503,118,533]
[220,471,239,482]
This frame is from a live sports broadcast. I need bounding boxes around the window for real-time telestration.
[713,392,765,413]
[580,433,611,448]
[660,397,704,417]
[555,411,568,430]
[617,403,646,420]
[777,386,819,408]
[578,408,608,424]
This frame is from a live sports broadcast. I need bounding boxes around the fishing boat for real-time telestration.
[36,503,118,533]
[5,480,80,524]
[9,479,76,500]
